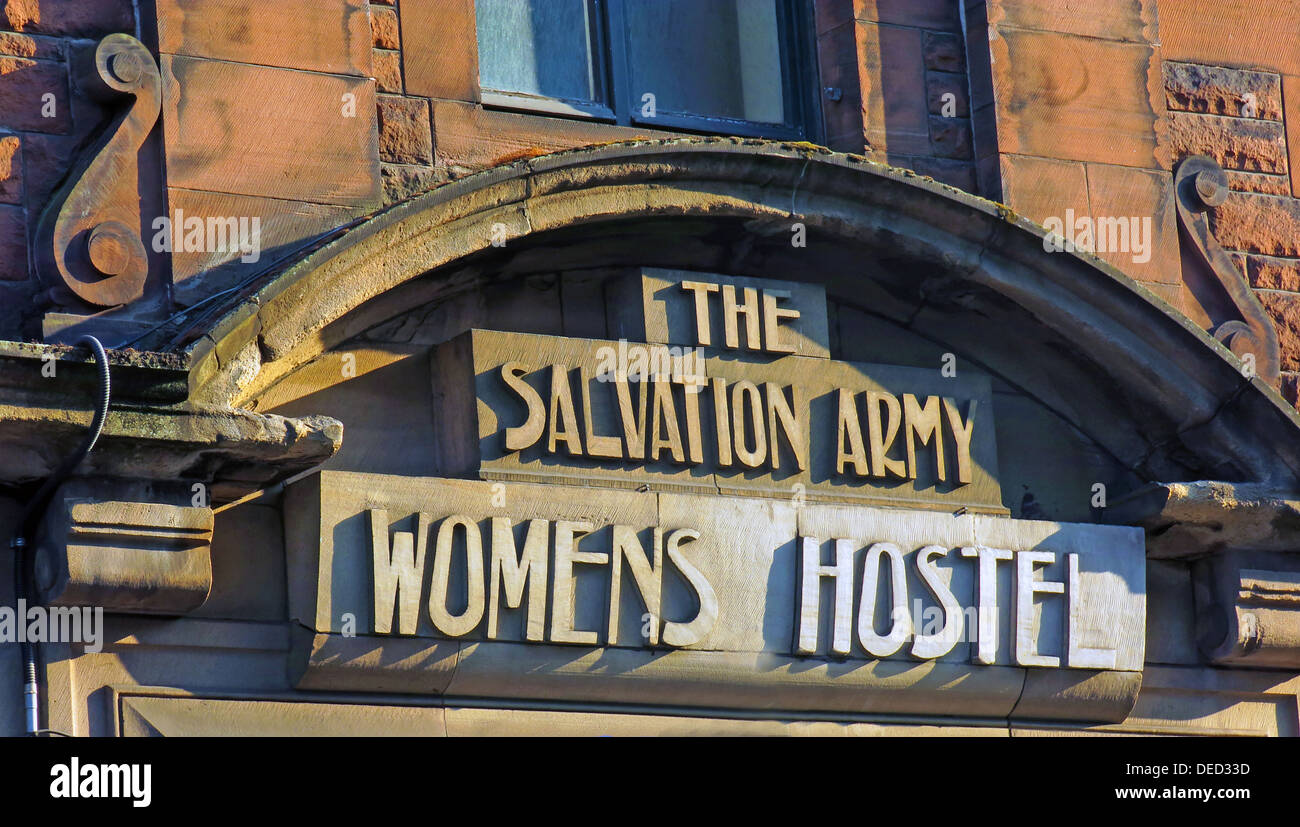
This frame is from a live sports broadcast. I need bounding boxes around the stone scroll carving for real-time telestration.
[1174,155,1281,385]
[36,34,161,308]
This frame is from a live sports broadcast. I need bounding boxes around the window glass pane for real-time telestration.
[624,0,786,124]
[476,0,600,104]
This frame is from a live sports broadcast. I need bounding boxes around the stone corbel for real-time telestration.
[35,34,161,309]
[1193,552,1300,669]
[1174,155,1281,385]
[33,479,213,616]
[1110,480,1300,669]
[1108,480,1300,559]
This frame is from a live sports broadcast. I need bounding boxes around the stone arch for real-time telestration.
[184,138,1300,489]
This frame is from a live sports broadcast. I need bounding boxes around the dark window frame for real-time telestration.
[475,0,821,142]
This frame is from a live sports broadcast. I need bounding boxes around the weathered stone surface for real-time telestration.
[1194,552,1300,669]
[187,139,1300,493]
[37,32,159,309]
[120,694,449,737]
[156,0,371,77]
[986,28,1165,168]
[926,70,969,117]
[2,0,134,36]
[161,55,380,207]
[1167,111,1287,173]
[198,502,286,621]
[377,94,432,165]
[370,4,400,49]
[1110,481,1300,559]
[900,154,975,192]
[929,114,972,159]
[1163,61,1282,120]
[1258,290,1300,371]
[381,162,446,204]
[442,706,1003,736]
[985,0,1158,43]
[1246,254,1300,291]
[1226,170,1290,195]
[1212,192,1300,256]
[1282,372,1300,410]
[923,31,963,72]
[0,134,19,204]
[372,48,401,93]
[0,55,68,133]
[0,31,61,60]
[0,203,25,281]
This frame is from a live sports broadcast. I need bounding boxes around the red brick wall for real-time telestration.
[1158,0,1300,408]
[1163,62,1300,406]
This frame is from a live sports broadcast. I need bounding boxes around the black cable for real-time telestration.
[11,335,111,736]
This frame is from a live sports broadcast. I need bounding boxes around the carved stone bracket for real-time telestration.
[36,34,161,308]
[1174,155,1281,385]
[34,480,213,616]
[1193,552,1300,669]
[1108,480,1300,559]
[1111,480,1300,669]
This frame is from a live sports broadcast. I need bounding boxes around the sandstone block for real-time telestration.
[378,95,432,165]
[0,55,68,133]
[1212,192,1300,256]
[370,4,400,49]
[1167,111,1287,173]
[2,0,134,36]
[1258,290,1300,371]
[1164,61,1282,120]
[0,134,19,204]
[1246,255,1300,291]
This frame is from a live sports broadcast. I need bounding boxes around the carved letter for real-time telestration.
[502,362,545,451]
[488,517,548,641]
[428,515,485,637]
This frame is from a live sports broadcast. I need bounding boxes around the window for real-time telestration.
[474,0,816,139]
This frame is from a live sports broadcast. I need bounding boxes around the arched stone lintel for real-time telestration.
[179,138,1300,488]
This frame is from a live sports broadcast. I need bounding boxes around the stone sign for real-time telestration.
[287,472,1145,664]
[432,270,1003,511]
[285,270,1148,721]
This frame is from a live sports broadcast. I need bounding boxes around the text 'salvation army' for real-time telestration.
[497,281,978,484]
